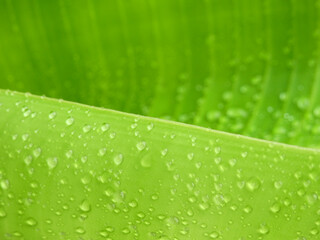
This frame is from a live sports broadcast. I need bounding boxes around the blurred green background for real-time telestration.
[1,0,320,146]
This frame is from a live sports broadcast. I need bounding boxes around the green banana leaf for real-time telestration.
[1,0,320,239]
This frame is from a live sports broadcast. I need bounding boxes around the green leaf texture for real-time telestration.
[1,0,320,239]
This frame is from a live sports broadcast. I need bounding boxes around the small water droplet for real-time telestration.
[209,231,219,239]
[161,148,168,157]
[258,224,269,235]
[32,148,41,158]
[65,150,73,159]
[113,154,123,166]
[101,123,110,132]
[81,156,88,163]
[246,177,260,192]
[0,208,6,218]
[214,147,221,154]
[140,153,152,168]
[147,123,154,131]
[0,179,9,190]
[187,153,194,160]
[75,227,85,234]
[48,111,56,120]
[82,125,91,133]
[270,202,281,213]
[128,200,138,208]
[296,97,309,110]
[24,155,33,166]
[136,141,146,151]
[25,218,37,226]
[79,200,91,212]
[243,205,252,214]
[46,157,58,169]
[66,117,74,126]
[98,148,107,156]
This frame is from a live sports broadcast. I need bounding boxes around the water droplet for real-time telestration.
[22,134,29,141]
[199,202,209,210]
[161,148,168,156]
[81,156,88,163]
[98,148,107,156]
[25,218,37,226]
[0,179,9,190]
[48,111,56,120]
[99,230,109,237]
[258,224,269,235]
[128,200,138,208]
[66,117,74,126]
[270,202,281,213]
[296,97,309,110]
[241,152,248,158]
[101,123,110,132]
[214,147,221,154]
[209,231,219,239]
[79,200,91,212]
[147,123,154,131]
[228,158,237,167]
[65,150,73,159]
[0,208,6,218]
[33,148,41,158]
[75,227,85,234]
[24,155,33,166]
[113,154,123,166]
[46,157,58,169]
[246,177,260,192]
[140,153,152,168]
[81,175,91,185]
[187,152,194,160]
[274,181,283,189]
[82,125,91,133]
[243,205,252,214]
[313,107,320,118]
[136,141,146,151]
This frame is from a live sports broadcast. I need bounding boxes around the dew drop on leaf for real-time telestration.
[258,224,269,235]
[25,218,37,227]
[0,179,9,190]
[0,208,6,218]
[101,123,110,132]
[46,157,58,169]
[82,124,91,133]
[48,111,56,120]
[270,202,281,213]
[113,153,123,166]
[79,200,91,212]
[65,117,74,126]
[209,231,219,239]
[246,177,260,192]
[24,155,33,166]
[75,227,85,234]
[32,148,41,158]
[136,141,146,151]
